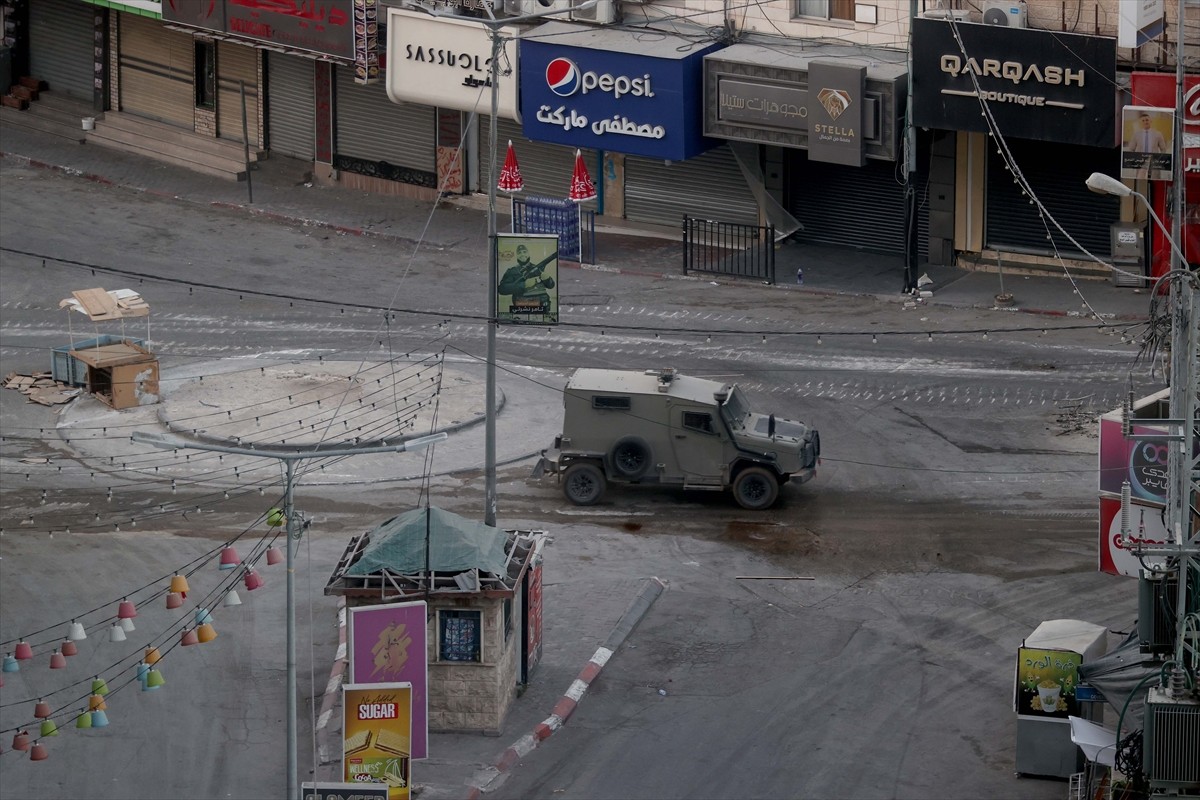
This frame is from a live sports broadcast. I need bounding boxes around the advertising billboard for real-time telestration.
[1098,495,1170,577]
[342,683,412,800]
[348,601,429,759]
[1014,647,1082,720]
[496,233,559,325]
[163,0,357,60]
[1121,106,1174,181]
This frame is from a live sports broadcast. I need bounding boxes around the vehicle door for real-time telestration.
[670,407,726,484]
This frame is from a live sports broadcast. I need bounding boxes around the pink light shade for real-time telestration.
[244,569,263,591]
[33,700,51,719]
[11,731,30,751]
[166,592,183,610]
[49,650,66,669]
[14,641,33,660]
[117,600,137,619]
[60,640,78,657]
[266,546,283,566]
[180,629,199,647]
[218,546,240,570]
[29,741,48,761]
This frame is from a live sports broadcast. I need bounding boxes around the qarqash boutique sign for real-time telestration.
[385,8,520,120]
[519,22,724,161]
[912,18,1116,148]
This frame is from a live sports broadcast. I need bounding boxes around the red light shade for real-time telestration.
[218,546,241,570]
[29,741,48,761]
[61,640,78,657]
[117,600,137,619]
[180,629,199,647]
[49,650,67,669]
[11,730,30,751]
[15,641,33,660]
[166,592,183,610]
[33,700,51,719]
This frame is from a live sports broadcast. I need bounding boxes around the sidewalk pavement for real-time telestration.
[1,122,1155,323]
[0,121,1155,797]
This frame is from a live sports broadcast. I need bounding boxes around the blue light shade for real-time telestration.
[2,655,18,673]
[90,710,109,728]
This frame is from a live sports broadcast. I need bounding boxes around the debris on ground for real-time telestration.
[3,371,81,405]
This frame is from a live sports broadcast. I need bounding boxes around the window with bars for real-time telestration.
[795,0,856,21]
[438,609,482,663]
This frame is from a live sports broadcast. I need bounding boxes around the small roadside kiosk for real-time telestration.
[57,288,159,410]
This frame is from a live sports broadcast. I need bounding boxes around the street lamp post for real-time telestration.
[132,431,446,800]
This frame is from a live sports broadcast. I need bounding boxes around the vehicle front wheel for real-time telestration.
[732,466,779,510]
[563,462,606,506]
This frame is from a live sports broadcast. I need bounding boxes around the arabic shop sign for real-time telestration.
[385,8,519,120]
[1132,72,1200,175]
[807,61,866,167]
[912,18,1116,148]
[162,0,356,61]
[519,36,725,161]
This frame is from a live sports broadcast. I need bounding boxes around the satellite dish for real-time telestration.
[982,7,1010,24]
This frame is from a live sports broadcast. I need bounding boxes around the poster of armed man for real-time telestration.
[496,233,560,324]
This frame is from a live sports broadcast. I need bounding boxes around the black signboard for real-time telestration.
[163,0,355,61]
[912,18,1116,147]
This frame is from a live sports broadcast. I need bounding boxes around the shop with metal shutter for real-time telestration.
[480,119,596,204]
[215,41,259,146]
[29,0,94,100]
[267,53,315,161]
[786,153,921,256]
[985,139,1120,259]
[625,146,758,228]
[118,13,193,128]
[334,67,435,185]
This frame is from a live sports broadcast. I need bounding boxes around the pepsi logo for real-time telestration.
[546,58,581,97]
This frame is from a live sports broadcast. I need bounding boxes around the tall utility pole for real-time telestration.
[902,0,919,294]
[132,431,446,800]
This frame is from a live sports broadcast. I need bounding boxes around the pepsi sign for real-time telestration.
[520,29,724,161]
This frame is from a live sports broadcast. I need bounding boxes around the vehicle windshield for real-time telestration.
[721,387,750,429]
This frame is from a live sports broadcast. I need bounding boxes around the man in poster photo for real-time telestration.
[1122,107,1173,181]
[498,238,559,323]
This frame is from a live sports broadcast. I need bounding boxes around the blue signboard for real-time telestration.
[520,31,723,161]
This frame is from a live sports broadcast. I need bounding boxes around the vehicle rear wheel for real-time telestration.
[563,462,606,506]
[609,436,652,479]
[733,466,779,510]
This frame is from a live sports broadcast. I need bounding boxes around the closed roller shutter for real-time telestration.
[986,139,1119,258]
[787,154,912,255]
[625,146,758,227]
[29,0,94,100]
[335,67,434,171]
[119,14,193,127]
[267,53,315,160]
[216,41,260,146]
[480,119,596,204]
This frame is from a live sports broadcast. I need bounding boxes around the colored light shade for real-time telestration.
[169,574,190,595]
[11,731,30,751]
[136,662,150,684]
[267,507,285,527]
[75,710,92,729]
[181,629,199,647]
[244,570,263,591]
[223,590,243,608]
[90,710,109,728]
[88,694,107,711]
[67,621,87,641]
[144,669,165,690]
[33,700,51,719]
[14,641,33,660]
[120,617,136,633]
[92,677,109,695]
[218,546,241,570]
[194,607,213,625]
[61,640,78,657]
[39,719,58,737]
[266,546,283,566]
[29,741,48,761]
[108,624,126,643]
[117,600,137,619]
[196,623,217,644]
[166,592,183,610]
[2,654,18,673]
[49,650,66,669]
[143,647,160,666]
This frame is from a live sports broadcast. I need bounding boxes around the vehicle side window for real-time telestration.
[682,411,716,434]
[592,396,631,410]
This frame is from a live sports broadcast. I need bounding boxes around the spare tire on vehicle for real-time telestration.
[608,436,652,480]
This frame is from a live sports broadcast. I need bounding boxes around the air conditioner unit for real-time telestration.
[1143,688,1200,792]
[570,0,616,24]
[921,9,969,22]
[982,0,1027,27]
[509,0,571,16]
